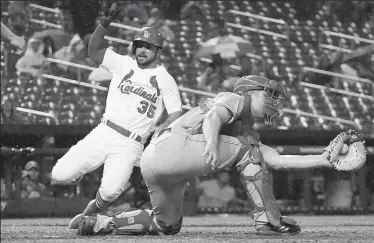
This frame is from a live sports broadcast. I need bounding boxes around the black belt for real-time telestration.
[102,118,144,144]
[157,128,171,138]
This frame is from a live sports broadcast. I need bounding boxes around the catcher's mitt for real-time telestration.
[325,129,366,171]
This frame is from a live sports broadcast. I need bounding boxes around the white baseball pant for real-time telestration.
[51,123,143,203]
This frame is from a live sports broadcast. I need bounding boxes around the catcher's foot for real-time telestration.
[69,213,83,229]
[77,216,97,236]
[255,217,301,236]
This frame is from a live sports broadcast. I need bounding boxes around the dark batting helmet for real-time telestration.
[132,26,164,54]
[233,75,288,123]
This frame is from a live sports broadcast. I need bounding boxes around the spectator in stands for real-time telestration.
[54,34,95,79]
[352,1,374,27]
[21,161,51,199]
[222,56,254,91]
[1,178,7,200]
[1,95,15,123]
[39,136,56,188]
[54,34,83,70]
[197,54,236,93]
[180,1,205,22]
[70,34,97,80]
[15,38,46,78]
[119,2,147,42]
[145,8,175,41]
[1,178,8,212]
[122,1,149,26]
[205,18,229,40]
[7,1,29,37]
[197,170,237,209]
[41,36,56,58]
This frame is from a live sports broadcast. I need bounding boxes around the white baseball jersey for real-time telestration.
[100,48,182,138]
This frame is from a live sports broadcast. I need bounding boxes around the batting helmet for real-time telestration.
[133,26,164,49]
[233,75,288,123]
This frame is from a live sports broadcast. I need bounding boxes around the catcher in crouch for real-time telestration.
[77,75,366,236]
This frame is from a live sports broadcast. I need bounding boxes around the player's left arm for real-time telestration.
[156,76,183,131]
[258,142,332,170]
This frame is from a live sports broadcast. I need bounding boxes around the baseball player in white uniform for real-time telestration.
[50,3,182,229]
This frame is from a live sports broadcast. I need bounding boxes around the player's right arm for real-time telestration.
[202,93,244,169]
[87,24,108,63]
[88,3,121,63]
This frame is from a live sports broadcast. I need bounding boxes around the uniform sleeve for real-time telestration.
[160,74,182,114]
[213,92,244,124]
[100,48,131,75]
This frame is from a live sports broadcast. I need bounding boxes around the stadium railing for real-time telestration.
[45,58,96,82]
[28,3,64,29]
[39,65,361,129]
[29,19,63,29]
[319,30,374,54]
[299,67,374,97]
[105,22,140,44]
[225,9,289,39]
[15,107,59,124]
[199,53,267,77]
[29,3,62,14]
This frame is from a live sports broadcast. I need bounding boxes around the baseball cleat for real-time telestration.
[255,217,301,235]
[69,213,83,229]
[77,216,97,236]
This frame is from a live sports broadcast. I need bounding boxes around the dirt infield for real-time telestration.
[2,215,374,243]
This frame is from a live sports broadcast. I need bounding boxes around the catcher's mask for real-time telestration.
[233,75,288,124]
[132,26,164,55]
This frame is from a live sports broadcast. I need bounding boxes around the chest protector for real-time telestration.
[221,96,282,227]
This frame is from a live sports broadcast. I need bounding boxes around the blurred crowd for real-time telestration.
[2,0,264,93]
[2,151,374,212]
[3,0,372,97]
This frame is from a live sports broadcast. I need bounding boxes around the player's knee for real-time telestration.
[51,165,82,185]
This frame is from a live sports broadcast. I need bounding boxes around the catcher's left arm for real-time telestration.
[259,143,332,170]
[259,129,366,171]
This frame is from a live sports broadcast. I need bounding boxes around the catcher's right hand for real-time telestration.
[325,129,366,171]
[99,2,121,28]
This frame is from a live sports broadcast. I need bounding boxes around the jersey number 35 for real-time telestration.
[137,100,156,118]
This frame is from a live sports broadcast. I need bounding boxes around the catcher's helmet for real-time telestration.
[233,75,288,123]
[133,26,164,49]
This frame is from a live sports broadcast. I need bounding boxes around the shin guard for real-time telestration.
[238,163,281,227]
[100,209,182,235]
[111,209,153,235]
